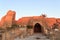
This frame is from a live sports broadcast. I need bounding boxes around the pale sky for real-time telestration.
[0,0,60,20]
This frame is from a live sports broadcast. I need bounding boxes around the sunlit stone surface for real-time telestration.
[15,33,50,40]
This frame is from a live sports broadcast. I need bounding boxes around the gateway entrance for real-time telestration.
[34,23,42,33]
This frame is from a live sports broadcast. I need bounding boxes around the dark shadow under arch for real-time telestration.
[34,23,42,33]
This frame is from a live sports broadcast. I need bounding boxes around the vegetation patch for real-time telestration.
[27,25,33,29]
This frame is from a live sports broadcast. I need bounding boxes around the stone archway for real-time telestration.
[0,34,2,40]
[34,23,42,33]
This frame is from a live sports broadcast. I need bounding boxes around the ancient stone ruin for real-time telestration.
[0,10,60,40]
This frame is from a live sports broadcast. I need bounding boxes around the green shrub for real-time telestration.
[27,25,33,29]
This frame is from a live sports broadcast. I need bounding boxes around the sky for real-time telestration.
[0,0,60,20]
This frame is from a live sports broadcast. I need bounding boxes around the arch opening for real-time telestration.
[34,23,42,33]
[0,34,2,40]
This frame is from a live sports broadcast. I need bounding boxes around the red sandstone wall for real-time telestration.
[5,10,16,27]
[0,16,6,27]
[0,10,16,28]
[46,18,57,28]
[17,17,31,25]
[0,10,60,28]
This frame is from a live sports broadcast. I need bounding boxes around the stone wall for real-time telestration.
[0,10,16,28]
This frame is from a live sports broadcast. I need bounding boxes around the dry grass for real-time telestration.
[49,29,60,40]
